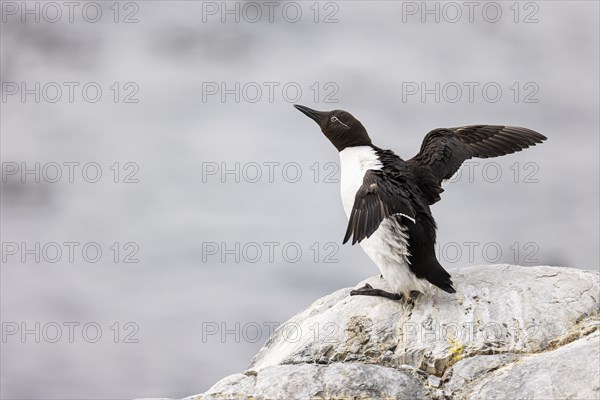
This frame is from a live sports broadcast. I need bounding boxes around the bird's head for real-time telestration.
[293,105,372,151]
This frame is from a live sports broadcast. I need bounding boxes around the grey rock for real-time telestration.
[427,374,441,388]
[454,331,600,400]
[250,265,599,377]
[443,352,521,392]
[200,363,430,400]
[169,265,600,400]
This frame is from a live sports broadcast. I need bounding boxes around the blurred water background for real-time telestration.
[1,1,598,398]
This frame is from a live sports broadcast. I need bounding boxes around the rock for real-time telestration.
[450,331,600,399]
[443,352,520,392]
[427,374,441,388]
[199,363,430,399]
[249,265,598,377]
[184,265,600,399]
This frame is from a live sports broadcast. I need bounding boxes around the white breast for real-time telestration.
[338,146,382,216]
[338,146,425,297]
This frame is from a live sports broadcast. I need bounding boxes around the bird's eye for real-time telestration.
[330,116,350,128]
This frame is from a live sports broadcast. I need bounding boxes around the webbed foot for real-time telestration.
[350,283,403,301]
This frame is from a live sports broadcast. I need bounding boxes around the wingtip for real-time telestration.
[444,285,457,294]
[516,126,547,143]
[342,233,363,246]
[342,234,350,245]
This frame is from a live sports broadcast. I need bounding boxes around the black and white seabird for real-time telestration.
[293,105,546,301]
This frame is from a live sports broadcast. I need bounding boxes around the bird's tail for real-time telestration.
[417,255,455,293]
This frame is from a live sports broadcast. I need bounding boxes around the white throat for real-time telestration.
[338,146,382,217]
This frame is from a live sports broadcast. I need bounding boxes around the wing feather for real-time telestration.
[409,125,546,185]
[343,170,416,245]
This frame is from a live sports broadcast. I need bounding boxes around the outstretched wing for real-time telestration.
[343,170,416,245]
[409,125,546,185]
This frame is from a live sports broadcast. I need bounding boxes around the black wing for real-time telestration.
[343,170,416,245]
[409,125,546,185]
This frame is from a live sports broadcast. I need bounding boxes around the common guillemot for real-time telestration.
[293,104,546,301]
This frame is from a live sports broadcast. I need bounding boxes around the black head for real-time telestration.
[293,105,372,152]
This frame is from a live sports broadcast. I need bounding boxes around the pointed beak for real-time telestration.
[293,104,326,124]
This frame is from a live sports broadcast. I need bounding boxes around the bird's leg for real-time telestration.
[409,290,421,300]
[350,283,403,301]
[407,290,422,306]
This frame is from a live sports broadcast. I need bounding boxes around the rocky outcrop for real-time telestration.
[178,265,600,399]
